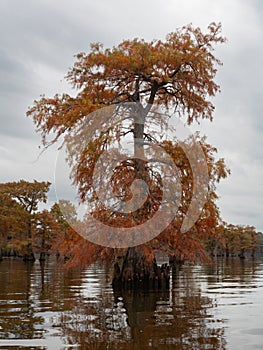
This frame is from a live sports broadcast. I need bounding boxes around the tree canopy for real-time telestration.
[25,23,238,283]
[28,22,225,146]
[0,180,51,260]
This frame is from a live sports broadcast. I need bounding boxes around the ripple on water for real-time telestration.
[0,257,263,349]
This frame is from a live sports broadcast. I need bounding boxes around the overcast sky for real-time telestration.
[0,0,262,232]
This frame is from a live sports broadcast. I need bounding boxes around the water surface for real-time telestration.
[0,257,262,349]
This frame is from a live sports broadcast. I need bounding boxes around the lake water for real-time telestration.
[0,257,263,349]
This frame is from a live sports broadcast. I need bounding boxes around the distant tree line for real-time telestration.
[0,180,261,264]
[205,222,263,259]
[0,180,77,261]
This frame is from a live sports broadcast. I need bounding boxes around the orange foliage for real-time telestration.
[26,23,229,267]
[0,180,51,257]
[28,23,225,146]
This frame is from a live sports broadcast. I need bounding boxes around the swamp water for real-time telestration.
[0,257,263,349]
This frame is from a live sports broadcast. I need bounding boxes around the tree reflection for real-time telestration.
[56,264,228,349]
[1,258,262,349]
[204,257,259,285]
[0,259,45,339]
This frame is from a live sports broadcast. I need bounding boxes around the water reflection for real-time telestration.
[0,257,263,349]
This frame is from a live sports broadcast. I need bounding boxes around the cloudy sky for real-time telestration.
[0,0,262,232]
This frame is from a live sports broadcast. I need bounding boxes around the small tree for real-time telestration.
[0,192,29,257]
[50,200,78,259]
[0,180,51,260]
[34,209,60,261]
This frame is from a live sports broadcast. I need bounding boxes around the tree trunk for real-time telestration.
[8,247,16,257]
[239,248,246,259]
[23,219,35,261]
[112,247,170,289]
[23,252,35,261]
[113,92,171,289]
[225,245,229,257]
[39,252,46,261]
[169,255,183,269]
[39,233,46,261]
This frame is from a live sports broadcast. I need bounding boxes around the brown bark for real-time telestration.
[113,87,171,290]
[23,220,35,261]
[39,252,46,261]
[112,247,170,290]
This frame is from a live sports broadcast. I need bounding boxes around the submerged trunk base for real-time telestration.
[112,248,170,290]
[39,252,46,261]
[23,253,35,262]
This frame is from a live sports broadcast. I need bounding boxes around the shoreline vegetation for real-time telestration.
[0,179,262,290]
